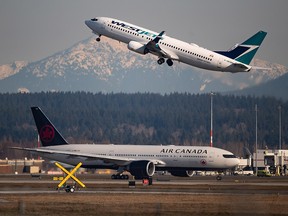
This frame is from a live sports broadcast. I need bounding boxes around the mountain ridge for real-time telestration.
[0,37,287,95]
[230,72,288,100]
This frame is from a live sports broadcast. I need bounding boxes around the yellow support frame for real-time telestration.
[55,162,86,188]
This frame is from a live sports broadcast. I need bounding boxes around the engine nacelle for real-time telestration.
[127,41,149,55]
[128,160,155,180]
[170,170,194,177]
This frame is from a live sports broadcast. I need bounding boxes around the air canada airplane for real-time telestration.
[85,17,267,73]
[14,107,240,180]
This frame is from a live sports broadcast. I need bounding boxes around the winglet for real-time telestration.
[153,31,165,43]
[31,107,68,146]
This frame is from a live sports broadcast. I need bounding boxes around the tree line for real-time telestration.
[0,92,287,158]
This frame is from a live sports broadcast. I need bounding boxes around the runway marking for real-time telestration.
[1,190,288,196]
[55,162,85,188]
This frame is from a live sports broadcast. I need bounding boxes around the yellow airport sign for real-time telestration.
[55,162,86,188]
[53,176,64,181]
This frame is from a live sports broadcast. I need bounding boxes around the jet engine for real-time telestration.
[128,160,155,180]
[170,170,194,177]
[127,41,149,55]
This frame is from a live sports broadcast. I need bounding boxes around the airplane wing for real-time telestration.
[12,147,166,166]
[145,31,179,60]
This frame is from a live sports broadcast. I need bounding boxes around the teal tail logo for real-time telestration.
[215,31,267,65]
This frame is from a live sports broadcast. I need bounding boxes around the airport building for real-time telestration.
[253,149,288,175]
[0,158,44,174]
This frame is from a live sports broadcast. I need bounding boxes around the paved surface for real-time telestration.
[0,174,288,195]
[1,174,288,215]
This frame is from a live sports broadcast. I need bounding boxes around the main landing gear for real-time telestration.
[157,58,173,66]
[157,58,165,65]
[111,174,129,180]
[216,171,223,181]
[216,175,222,181]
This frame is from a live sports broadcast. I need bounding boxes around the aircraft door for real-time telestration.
[109,150,114,156]
[217,58,222,69]
[173,154,178,162]
[208,151,215,163]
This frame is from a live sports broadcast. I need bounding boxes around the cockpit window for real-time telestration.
[91,18,98,21]
[223,154,237,158]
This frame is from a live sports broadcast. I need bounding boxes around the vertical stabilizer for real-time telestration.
[31,107,68,146]
[215,31,267,65]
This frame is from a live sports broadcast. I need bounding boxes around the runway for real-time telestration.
[1,174,288,194]
[1,174,288,215]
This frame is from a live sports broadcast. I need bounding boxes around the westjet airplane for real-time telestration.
[14,107,240,180]
[85,17,267,73]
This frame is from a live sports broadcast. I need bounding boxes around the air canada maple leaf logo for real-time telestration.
[40,125,55,143]
[200,159,207,166]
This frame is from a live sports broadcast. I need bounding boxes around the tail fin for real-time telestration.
[31,107,68,146]
[215,31,267,65]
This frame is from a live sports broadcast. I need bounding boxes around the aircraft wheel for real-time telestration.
[166,59,173,66]
[65,186,71,193]
[157,58,165,65]
[96,37,101,42]
[216,175,222,181]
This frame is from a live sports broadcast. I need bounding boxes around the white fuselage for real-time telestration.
[85,17,251,72]
[36,144,239,171]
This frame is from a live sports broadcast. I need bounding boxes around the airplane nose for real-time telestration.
[85,20,92,28]
[85,19,98,31]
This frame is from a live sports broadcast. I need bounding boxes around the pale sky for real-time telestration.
[0,0,287,67]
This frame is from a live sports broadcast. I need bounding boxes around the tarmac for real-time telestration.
[0,173,288,194]
[1,174,288,215]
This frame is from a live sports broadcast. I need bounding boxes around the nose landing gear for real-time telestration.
[95,34,101,42]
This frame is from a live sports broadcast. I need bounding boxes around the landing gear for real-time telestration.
[111,174,129,180]
[216,175,222,181]
[95,34,101,42]
[157,58,173,66]
[157,58,165,65]
[166,59,173,66]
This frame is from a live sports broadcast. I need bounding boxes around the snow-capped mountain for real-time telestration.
[0,61,28,80]
[231,72,288,101]
[0,37,287,94]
